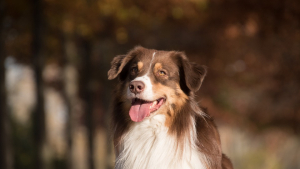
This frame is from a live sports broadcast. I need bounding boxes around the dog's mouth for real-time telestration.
[129,98,165,122]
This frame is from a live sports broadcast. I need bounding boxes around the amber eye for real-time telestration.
[159,70,166,76]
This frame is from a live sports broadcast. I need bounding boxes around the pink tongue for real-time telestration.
[129,99,152,122]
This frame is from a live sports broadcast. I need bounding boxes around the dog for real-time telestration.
[108,46,233,169]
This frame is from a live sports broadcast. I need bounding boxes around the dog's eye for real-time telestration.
[131,67,138,73]
[159,70,166,76]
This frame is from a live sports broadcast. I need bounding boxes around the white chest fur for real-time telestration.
[115,114,207,169]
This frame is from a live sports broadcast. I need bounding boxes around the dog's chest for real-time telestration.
[116,114,206,169]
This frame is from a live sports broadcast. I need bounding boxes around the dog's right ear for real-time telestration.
[108,55,127,80]
[108,46,144,80]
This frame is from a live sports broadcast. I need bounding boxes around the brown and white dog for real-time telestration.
[108,46,233,169]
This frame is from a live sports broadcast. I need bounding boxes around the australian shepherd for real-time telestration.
[108,46,233,169]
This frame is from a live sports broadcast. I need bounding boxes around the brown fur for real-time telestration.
[108,46,233,169]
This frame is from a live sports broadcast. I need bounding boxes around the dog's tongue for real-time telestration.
[129,99,152,122]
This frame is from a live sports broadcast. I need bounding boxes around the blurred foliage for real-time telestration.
[11,112,34,169]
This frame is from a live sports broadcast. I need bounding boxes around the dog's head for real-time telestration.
[108,46,207,123]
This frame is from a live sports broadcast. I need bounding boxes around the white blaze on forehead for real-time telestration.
[151,52,156,64]
[147,52,156,75]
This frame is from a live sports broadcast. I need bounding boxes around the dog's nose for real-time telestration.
[129,81,145,94]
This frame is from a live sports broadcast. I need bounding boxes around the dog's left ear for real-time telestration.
[175,52,207,92]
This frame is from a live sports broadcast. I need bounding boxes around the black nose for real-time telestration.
[129,81,145,94]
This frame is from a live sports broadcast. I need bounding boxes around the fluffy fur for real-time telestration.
[108,46,233,169]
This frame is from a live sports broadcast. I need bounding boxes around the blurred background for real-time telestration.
[1,0,300,169]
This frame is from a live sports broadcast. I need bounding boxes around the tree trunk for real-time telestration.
[80,39,94,169]
[0,41,9,169]
[61,33,75,169]
[0,2,7,168]
[0,1,13,169]
[32,0,46,168]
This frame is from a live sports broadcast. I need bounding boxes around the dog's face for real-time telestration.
[108,46,206,123]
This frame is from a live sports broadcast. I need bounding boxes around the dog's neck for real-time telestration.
[115,113,207,169]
